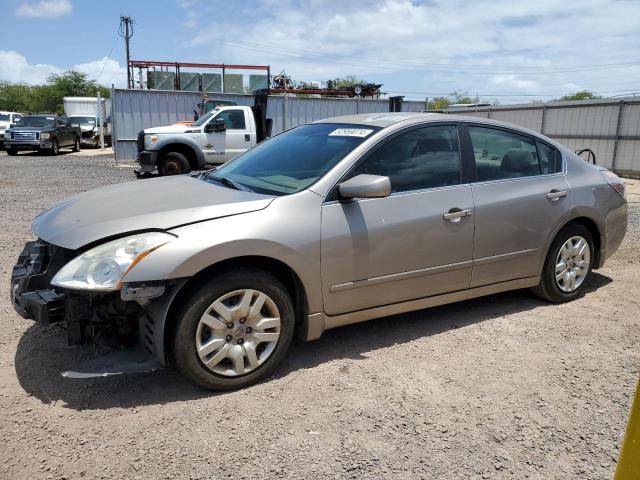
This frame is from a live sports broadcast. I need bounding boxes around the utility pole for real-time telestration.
[119,16,134,89]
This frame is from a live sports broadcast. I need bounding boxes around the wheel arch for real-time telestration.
[542,213,603,274]
[163,255,309,362]
[157,142,202,170]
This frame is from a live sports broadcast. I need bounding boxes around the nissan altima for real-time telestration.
[11,113,628,390]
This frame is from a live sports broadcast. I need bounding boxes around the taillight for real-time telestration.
[600,170,626,199]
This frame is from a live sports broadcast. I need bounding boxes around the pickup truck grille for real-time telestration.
[12,131,38,141]
[137,131,145,153]
[81,130,94,139]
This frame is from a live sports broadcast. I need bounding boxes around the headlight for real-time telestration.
[51,232,173,291]
[144,134,159,149]
[40,132,51,140]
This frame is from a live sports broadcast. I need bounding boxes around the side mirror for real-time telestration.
[9,123,15,128]
[338,174,391,199]
[206,118,226,133]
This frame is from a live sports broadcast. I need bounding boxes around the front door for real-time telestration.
[321,124,475,316]
[466,125,571,287]
[203,109,250,164]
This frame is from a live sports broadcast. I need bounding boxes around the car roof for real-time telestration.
[315,111,550,141]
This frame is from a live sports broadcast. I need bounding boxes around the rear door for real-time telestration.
[464,124,570,287]
[321,124,475,315]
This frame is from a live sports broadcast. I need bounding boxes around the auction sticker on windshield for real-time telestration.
[329,128,374,137]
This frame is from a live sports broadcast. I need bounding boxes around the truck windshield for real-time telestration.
[70,116,96,126]
[15,116,55,128]
[205,123,380,196]
[192,110,218,127]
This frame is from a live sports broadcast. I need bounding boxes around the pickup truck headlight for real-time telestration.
[144,134,159,149]
[40,132,51,140]
[51,232,173,291]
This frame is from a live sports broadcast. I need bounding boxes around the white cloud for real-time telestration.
[16,0,72,18]
[184,0,640,102]
[0,50,62,84]
[0,50,127,87]
[73,57,128,87]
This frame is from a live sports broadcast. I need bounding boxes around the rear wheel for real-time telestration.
[532,223,594,302]
[6,149,17,156]
[158,151,190,175]
[172,270,295,390]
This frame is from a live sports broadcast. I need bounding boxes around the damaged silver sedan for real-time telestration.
[11,113,628,390]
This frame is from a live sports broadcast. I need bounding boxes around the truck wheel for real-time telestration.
[49,139,59,156]
[159,152,190,175]
[172,270,295,390]
[72,136,80,152]
[6,149,17,156]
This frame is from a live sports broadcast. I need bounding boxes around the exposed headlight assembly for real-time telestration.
[40,132,51,140]
[144,134,159,149]
[51,232,174,291]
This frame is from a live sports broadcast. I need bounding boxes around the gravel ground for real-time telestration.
[1,151,639,480]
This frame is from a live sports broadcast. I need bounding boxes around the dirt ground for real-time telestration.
[0,151,639,480]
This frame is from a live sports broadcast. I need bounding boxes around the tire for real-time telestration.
[532,223,594,302]
[72,136,80,152]
[172,270,295,390]
[158,152,190,176]
[49,139,59,156]
[6,149,17,156]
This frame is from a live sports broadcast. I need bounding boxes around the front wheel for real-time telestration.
[72,136,80,152]
[532,223,594,302]
[158,152,190,175]
[172,270,295,390]
[49,139,59,156]
[6,149,17,156]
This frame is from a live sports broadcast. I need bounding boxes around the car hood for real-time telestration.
[32,175,275,250]
[144,124,191,135]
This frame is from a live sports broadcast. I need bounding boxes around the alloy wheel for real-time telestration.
[195,289,281,376]
[555,235,591,293]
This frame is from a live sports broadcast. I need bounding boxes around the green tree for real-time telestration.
[557,90,600,101]
[430,96,450,109]
[0,71,110,114]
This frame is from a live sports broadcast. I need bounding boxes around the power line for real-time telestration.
[95,28,120,85]
[214,38,640,75]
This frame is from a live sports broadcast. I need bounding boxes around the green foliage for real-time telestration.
[0,71,110,114]
[430,96,450,109]
[556,90,600,101]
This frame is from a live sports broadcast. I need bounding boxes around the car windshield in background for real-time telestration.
[15,116,55,128]
[205,123,380,195]
[70,116,96,126]
[192,110,218,127]
[0,113,9,121]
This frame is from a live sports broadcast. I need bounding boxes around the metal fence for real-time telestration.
[111,89,639,175]
[446,97,640,175]
[111,88,425,161]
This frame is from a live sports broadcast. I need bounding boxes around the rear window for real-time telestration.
[0,113,9,122]
[537,141,562,174]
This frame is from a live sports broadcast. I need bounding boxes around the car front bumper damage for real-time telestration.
[11,240,185,377]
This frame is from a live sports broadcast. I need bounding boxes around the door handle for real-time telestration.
[244,134,251,142]
[546,190,567,201]
[443,208,472,223]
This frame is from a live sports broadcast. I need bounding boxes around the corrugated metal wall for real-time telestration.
[112,89,395,160]
[446,97,640,174]
[111,89,640,174]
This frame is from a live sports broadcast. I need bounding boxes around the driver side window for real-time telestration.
[347,125,461,193]
[216,110,246,130]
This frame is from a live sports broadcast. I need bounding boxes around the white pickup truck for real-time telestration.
[137,99,271,176]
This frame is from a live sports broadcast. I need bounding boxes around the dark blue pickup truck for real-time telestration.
[4,114,81,156]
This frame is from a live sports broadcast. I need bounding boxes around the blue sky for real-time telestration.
[2,0,640,103]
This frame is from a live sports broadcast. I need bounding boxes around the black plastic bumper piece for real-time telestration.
[17,289,65,325]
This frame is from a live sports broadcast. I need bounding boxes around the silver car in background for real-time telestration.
[11,113,628,390]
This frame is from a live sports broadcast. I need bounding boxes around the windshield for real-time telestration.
[15,116,55,128]
[0,113,9,122]
[192,109,218,127]
[69,116,96,126]
[205,123,380,195]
